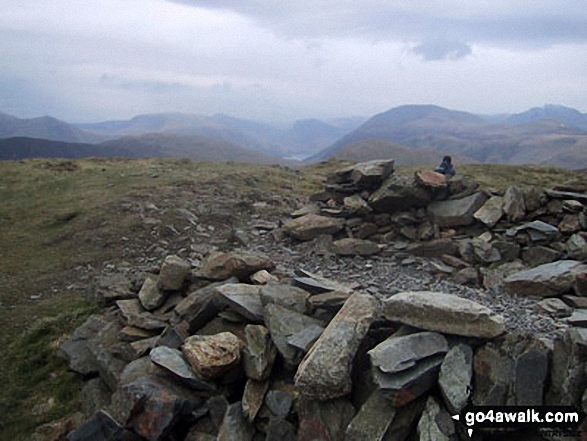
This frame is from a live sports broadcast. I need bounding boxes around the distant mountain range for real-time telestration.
[0,134,297,165]
[310,105,587,169]
[1,104,586,169]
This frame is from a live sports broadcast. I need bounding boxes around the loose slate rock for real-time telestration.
[383,291,505,338]
[295,292,378,400]
[149,346,216,391]
[138,275,167,311]
[504,260,585,297]
[567,309,587,327]
[438,344,473,414]
[243,324,277,381]
[157,255,191,291]
[283,214,345,241]
[297,398,355,441]
[331,238,380,256]
[416,396,456,441]
[427,192,488,227]
[67,410,142,441]
[369,331,449,374]
[182,332,243,380]
[345,389,396,441]
[242,379,269,422]
[473,195,504,227]
[217,402,255,441]
[260,283,310,314]
[216,283,263,323]
[199,251,274,280]
[503,185,526,222]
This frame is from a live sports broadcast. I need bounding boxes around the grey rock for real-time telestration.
[383,396,427,441]
[373,352,445,407]
[345,390,396,441]
[199,251,274,280]
[297,398,355,441]
[116,299,167,331]
[383,291,505,338]
[567,309,587,327]
[451,267,480,286]
[286,324,324,352]
[67,410,142,441]
[492,240,521,262]
[427,192,488,227]
[522,245,562,267]
[524,186,546,212]
[249,269,278,285]
[545,189,587,202]
[473,195,504,227]
[506,220,560,243]
[331,238,380,256]
[260,283,310,314]
[504,185,526,222]
[344,194,372,214]
[350,159,395,189]
[294,292,378,400]
[157,254,190,291]
[242,379,269,422]
[118,356,162,386]
[537,298,574,318]
[307,290,351,312]
[149,346,216,391]
[283,214,345,241]
[87,320,128,391]
[217,402,255,441]
[567,233,587,260]
[416,396,456,441]
[243,325,277,381]
[438,344,473,414]
[265,417,296,441]
[406,238,459,258]
[265,390,293,418]
[216,283,263,322]
[546,328,587,406]
[130,336,158,358]
[504,260,585,297]
[138,275,167,311]
[369,331,448,374]
[264,303,324,368]
[369,175,433,213]
[60,315,108,376]
[91,273,135,306]
[174,281,230,333]
[81,378,112,417]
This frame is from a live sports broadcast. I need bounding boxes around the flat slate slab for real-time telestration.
[383,291,505,338]
[427,192,488,227]
[504,260,585,297]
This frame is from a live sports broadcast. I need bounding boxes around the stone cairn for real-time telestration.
[60,160,587,441]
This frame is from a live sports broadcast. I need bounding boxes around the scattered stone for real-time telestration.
[199,251,274,281]
[259,283,310,314]
[91,273,135,306]
[216,283,263,323]
[286,324,324,352]
[157,255,191,291]
[331,238,380,256]
[506,220,560,243]
[369,175,432,212]
[438,344,473,414]
[116,299,167,331]
[567,233,587,260]
[67,410,142,441]
[242,325,277,381]
[87,320,128,391]
[60,315,108,376]
[504,260,585,297]
[473,195,504,227]
[150,346,216,391]
[427,192,488,227]
[521,245,562,267]
[524,186,545,212]
[130,336,158,357]
[81,378,112,417]
[264,304,324,368]
[250,270,278,285]
[138,275,167,311]
[383,291,505,338]
[545,189,587,203]
[562,295,587,309]
[182,332,243,380]
[283,214,344,241]
[242,379,269,422]
[559,214,581,234]
[293,269,356,294]
[451,267,480,286]
[567,309,587,327]
[416,396,456,441]
[503,185,526,222]
[265,390,293,418]
[537,298,574,318]
[217,402,255,441]
[345,390,396,441]
[343,194,372,214]
[297,398,355,441]
[295,292,377,400]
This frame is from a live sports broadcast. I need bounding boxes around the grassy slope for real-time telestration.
[0,157,582,439]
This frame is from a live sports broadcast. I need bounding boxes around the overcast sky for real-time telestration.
[1,0,587,123]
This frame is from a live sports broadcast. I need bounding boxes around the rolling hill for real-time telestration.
[310,105,587,169]
[0,134,296,165]
[331,138,478,166]
[0,113,101,144]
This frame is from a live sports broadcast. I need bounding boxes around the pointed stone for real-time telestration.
[438,344,473,414]
[295,292,378,400]
[242,379,269,422]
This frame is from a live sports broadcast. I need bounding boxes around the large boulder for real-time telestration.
[504,260,586,297]
[427,192,488,227]
[283,214,344,241]
[295,292,378,400]
[473,195,504,227]
[383,291,505,338]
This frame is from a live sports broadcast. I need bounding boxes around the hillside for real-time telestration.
[0,134,296,165]
[311,104,587,169]
[331,138,478,166]
[0,113,100,144]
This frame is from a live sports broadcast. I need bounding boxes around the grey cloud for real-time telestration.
[168,1,587,49]
[411,40,472,61]
[100,74,191,93]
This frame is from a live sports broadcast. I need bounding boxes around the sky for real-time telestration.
[1,0,587,124]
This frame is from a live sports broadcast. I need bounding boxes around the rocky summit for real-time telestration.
[55,159,587,441]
